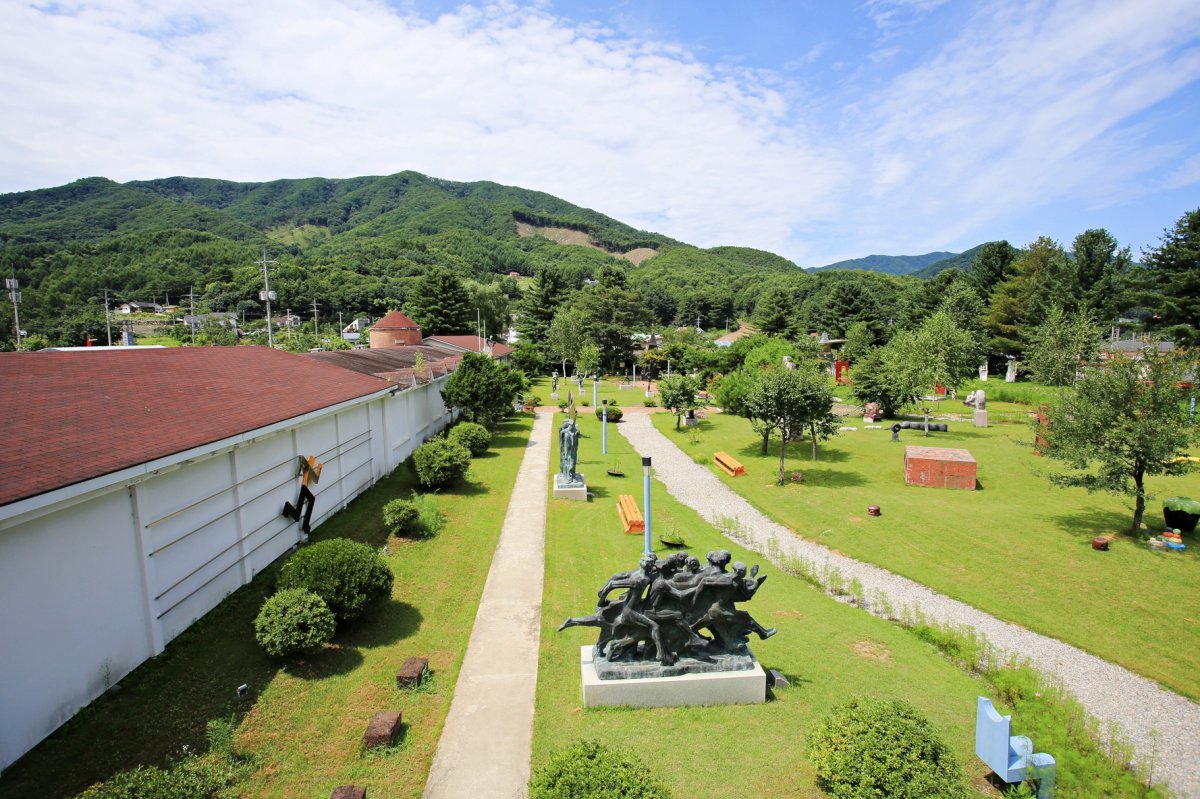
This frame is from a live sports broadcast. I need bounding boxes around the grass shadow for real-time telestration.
[587,485,612,499]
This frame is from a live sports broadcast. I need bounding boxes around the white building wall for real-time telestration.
[0,488,152,767]
[0,374,455,769]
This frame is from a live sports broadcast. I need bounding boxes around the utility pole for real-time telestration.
[103,288,112,346]
[255,248,277,347]
[188,286,196,345]
[311,297,319,338]
[5,276,21,351]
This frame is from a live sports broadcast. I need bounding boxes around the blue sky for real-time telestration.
[1,0,1197,266]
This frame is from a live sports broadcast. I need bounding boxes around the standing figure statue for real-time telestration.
[558,418,582,486]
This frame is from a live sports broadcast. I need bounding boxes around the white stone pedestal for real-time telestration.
[553,474,588,501]
[579,646,766,708]
[973,409,988,428]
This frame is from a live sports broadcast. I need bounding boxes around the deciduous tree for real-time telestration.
[658,374,699,429]
[441,352,529,428]
[1036,351,1198,535]
[1022,306,1102,386]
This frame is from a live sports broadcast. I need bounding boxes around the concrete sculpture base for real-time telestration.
[580,646,766,708]
[974,409,988,428]
[553,474,588,501]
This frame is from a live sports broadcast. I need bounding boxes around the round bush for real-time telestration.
[382,498,421,535]
[277,538,394,623]
[412,437,472,488]
[529,740,672,799]
[253,588,336,657]
[448,422,491,456]
[595,404,623,422]
[807,698,967,799]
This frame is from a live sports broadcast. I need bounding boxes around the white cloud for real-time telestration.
[0,0,1196,265]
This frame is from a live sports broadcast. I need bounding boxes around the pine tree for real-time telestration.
[405,268,473,335]
[1141,208,1200,345]
[516,264,570,344]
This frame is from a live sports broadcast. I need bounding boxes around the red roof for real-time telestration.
[423,335,514,358]
[0,347,391,508]
[372,310,420,330]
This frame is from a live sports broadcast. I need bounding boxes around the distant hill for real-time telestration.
[913,243,987,278]
[809,251,957,275]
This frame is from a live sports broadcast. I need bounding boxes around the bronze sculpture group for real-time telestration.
[559,549,776,670]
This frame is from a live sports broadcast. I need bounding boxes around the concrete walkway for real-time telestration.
[422,412,552,799]
[620,414,1200,799]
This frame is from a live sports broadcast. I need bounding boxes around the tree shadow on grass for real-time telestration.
[1049,507,1135,540]
[586,484,612,499]
[795,469,868,489]
[338,600,424,651]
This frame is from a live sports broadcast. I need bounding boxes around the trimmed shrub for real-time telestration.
[807,698,968,799]
[595,404,623,423]
[448,421,491,456]
[277,538,394,623]
[528,740,672,799]
[412,438,472,488]
[382,498,421,536]
[253,588,336,656]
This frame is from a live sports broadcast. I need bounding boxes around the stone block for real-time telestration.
[973,409,988,428]
[363,711,403,749]
[580,646,765,708]
[331,788,367,799]
[396,656,429,689]
[904,446,976,490]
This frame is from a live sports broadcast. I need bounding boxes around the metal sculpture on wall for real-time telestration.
[558,550,776,678]
[282,454,323,534]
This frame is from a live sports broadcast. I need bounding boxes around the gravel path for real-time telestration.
[621,414,1200,798]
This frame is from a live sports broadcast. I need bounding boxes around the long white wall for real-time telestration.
[0,375,454,770]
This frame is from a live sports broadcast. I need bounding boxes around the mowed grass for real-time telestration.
[528,375,666,408]
[0,416,533,799]
[650,411,1200,699]
[532,412,997,798]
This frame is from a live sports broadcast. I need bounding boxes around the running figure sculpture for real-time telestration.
[559,549,776,674]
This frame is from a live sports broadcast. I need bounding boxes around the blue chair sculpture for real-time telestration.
[975,696,1055,798]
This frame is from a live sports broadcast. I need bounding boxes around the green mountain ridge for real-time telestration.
[809,250,959,275]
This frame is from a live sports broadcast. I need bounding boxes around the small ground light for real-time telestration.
[237,684,249,698]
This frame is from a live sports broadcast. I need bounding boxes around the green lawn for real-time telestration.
[528,374,673,409]
[649,410,1200,699]
[532,412,998,798]
[0,416,533,799]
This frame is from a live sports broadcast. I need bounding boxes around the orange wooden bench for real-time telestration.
[713,451,745,477]
[617,494,645,534]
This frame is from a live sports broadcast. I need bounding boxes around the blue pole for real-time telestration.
[642,456,652,555]
[593,375,598,408]
[602,400,608,455]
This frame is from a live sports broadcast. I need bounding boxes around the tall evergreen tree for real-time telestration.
[983,237,1072,356]
[1141,208,1200,345]
[753,285,797,337]
[405,268,473,335]
[969,240,1017,298]
[576,282,653,372]
[1072,229,1132,321]
[516,264,570,344]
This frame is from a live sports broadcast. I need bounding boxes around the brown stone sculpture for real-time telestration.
[558,550,775,679]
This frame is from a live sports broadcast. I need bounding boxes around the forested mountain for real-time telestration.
[809,250,958,275]
[913,244,989,278]
[0,170,1185,359]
